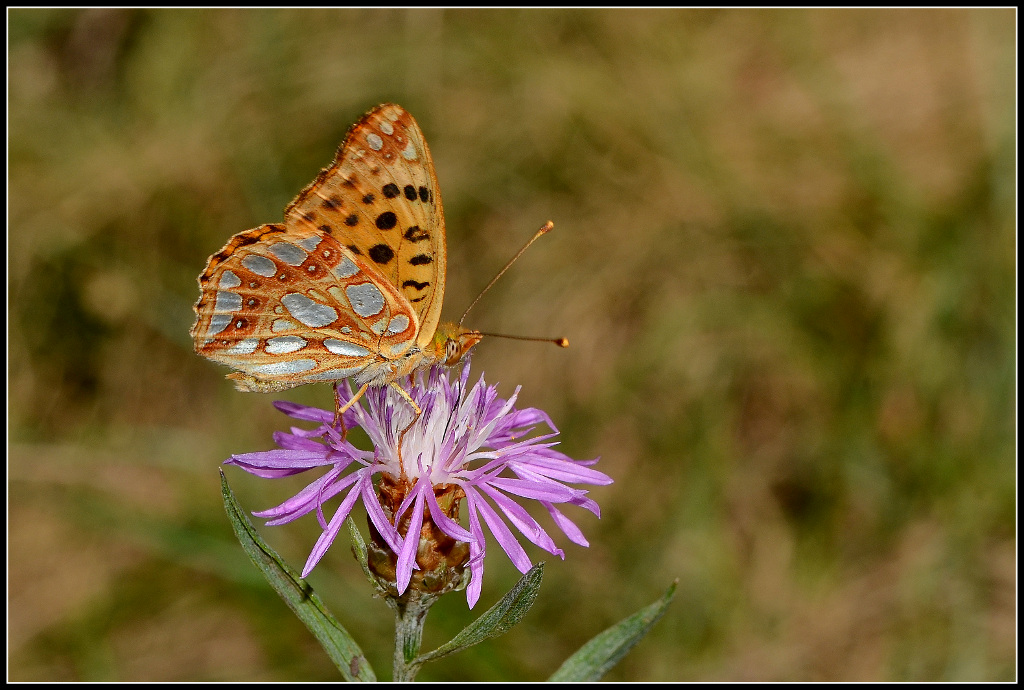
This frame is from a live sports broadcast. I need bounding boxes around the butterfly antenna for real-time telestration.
[459,221,555,326]
[473,331,569,348]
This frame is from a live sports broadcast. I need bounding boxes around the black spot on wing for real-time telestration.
[369,244,395,264]
[404,226,429,242]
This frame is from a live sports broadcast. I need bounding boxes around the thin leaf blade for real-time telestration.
[415,562,545,664]
[221,470,376,681]
[548,580,677,681]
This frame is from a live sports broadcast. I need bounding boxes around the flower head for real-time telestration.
[226,360,612,607]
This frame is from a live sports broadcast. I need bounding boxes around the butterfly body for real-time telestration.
[191,104,481,393]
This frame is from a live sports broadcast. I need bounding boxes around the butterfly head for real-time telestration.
[432,322,483,367]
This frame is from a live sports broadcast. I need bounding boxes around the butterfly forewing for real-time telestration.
[283,104,446,350]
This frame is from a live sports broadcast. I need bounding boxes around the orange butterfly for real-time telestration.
[191,104,484,410]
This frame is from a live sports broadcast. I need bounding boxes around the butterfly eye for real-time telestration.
[445,338,459,364]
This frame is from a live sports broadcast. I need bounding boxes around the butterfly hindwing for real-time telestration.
[284,104,446,350]
[191,222,419,388]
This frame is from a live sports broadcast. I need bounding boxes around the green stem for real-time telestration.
[391,590,435,681]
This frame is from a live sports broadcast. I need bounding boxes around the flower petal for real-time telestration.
[543,502,590,547]
[466,488,532,573]
[425,485,475,543]
[253,464,350,524]
[484,476,586,504]
[465,496,487,609]
[362,473,402,553]
[226,449,340,477]
[300,472,369,577]
[509,453,613,486]
[478,484,563,558]
[395,481,428,593]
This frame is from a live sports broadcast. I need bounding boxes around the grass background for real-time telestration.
[8,8,1016,681]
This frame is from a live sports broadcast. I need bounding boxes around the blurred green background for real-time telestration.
[8,8,1015,681]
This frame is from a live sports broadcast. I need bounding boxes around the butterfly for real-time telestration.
[190,103,484,411]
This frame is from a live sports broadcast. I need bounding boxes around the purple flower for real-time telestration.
[226,361,613,608]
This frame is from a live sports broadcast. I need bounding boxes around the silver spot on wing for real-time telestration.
[252,359,316,376]
[345,283,385,317]
[215,290,242,312]
[269,242,307,266]
[282,293,338,328]
[219,270,241,289]
[334,255,359,279]
[265,336,307,354]
[305,367,365,381]
[387,315,410,335]
[242,255,277,277]
[324,339,372,357]
[227,338,259,355]
[208,314,231,335]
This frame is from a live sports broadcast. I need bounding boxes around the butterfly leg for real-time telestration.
[388,381,423,466]
[387,381,422,417]
[332,383,348,437]
[333,382,370,438]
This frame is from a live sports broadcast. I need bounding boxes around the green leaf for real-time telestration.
[414,562,545,664]
[347,516,368,567]
[346,516,384,596]
[220,470,376,681]
[548,580,677,681]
